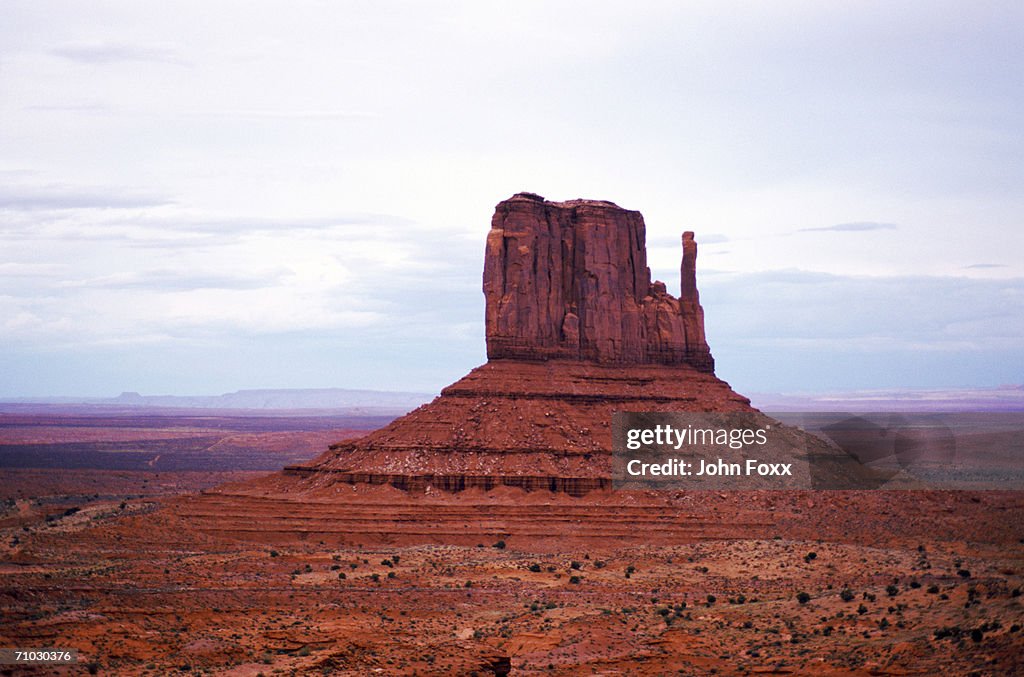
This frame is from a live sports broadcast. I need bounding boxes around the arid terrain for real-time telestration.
[3,196,1022,675]
[1,412,1023,675]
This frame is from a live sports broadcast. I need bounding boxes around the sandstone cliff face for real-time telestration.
[483,192,713,371]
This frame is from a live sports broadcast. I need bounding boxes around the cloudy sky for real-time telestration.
[1,1,1022,397]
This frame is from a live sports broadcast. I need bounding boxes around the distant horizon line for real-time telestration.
[2,382,1023,399]
[1,383,1021,405]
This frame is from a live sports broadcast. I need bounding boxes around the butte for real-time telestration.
[183,192,850,547]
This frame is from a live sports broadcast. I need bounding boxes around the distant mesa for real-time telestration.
[0,389,432,415]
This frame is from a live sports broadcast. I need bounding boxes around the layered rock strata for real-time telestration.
[483,193,713,371]
[288,360,754,495]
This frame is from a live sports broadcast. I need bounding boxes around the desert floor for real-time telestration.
[1,412,1022,675]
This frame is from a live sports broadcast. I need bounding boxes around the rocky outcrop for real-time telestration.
[282,468,612,498]
[279,193,747,493]
[483,192,714,371]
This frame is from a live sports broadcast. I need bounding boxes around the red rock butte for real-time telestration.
[484,192,713,371]
[183,193,881,544]
[279,193,757,495]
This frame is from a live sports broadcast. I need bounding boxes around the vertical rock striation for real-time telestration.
[483,192,714,371]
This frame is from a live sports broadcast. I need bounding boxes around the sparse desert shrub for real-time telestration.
[528,563,542,573]
[804,552,817,563]
[569,576,581,584]
[594,560,606,569]
[269,550,279,557]
[796,592,811,605]
[885,584,899,597]
[493,540,506,549]
[840,588,855,602]
[706,594,716,605]
[570,560,582,570]
[857,604,868,615]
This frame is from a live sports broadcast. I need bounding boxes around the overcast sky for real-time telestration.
[2,1,1022,397]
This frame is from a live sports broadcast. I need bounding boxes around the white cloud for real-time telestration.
[800,222,898,232]
[0,184,172,210]
[49,42,188,66]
